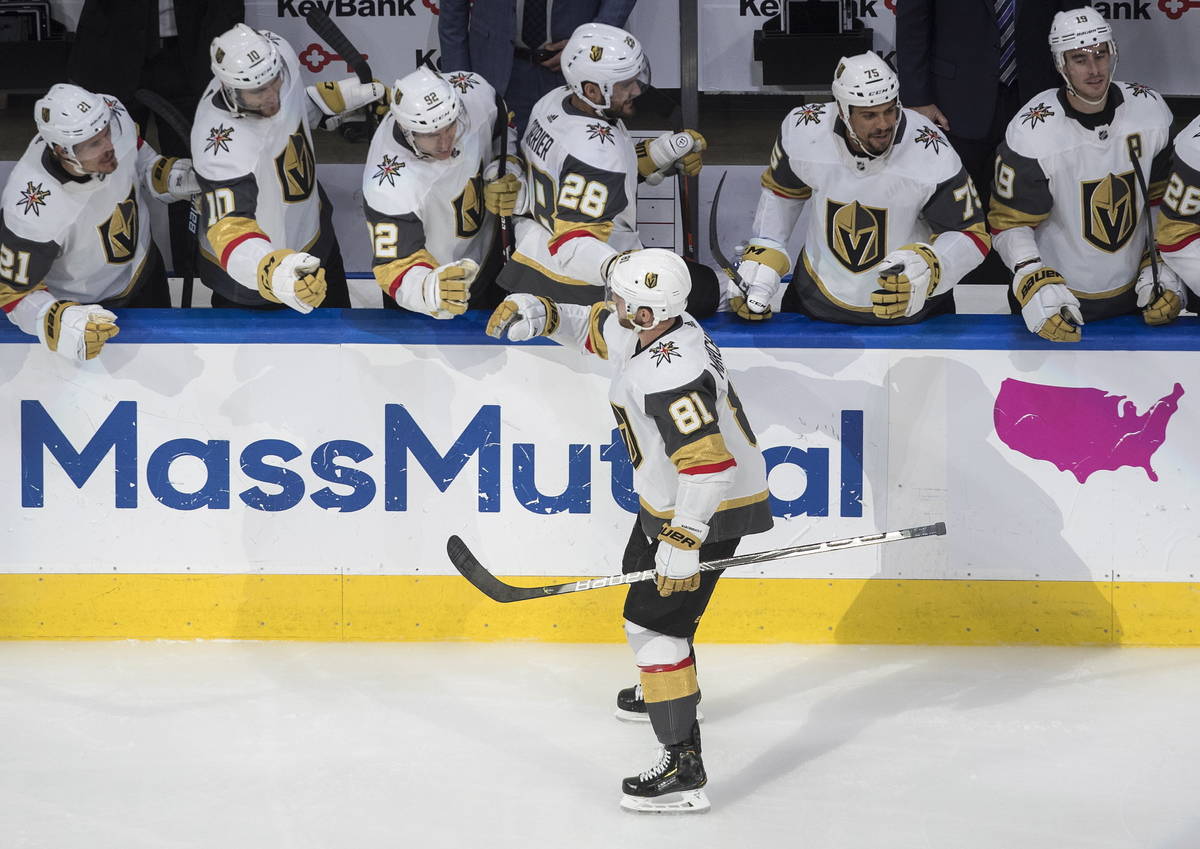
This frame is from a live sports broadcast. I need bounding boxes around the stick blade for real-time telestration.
[446,535,537,603]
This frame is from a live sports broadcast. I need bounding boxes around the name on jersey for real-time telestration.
[19,400,866,519]
[525,119,555,161]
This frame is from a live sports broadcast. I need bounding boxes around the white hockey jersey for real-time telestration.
[502,87,642,304]
[1,97,173,329]
[755,103,989,321]
[989,83,1173,303]
[190,31,322,290]
[554,302,773,543]
[362,71,507,309]
[1158,113,1200,291]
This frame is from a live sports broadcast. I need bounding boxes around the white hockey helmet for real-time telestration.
[34,83,117,170]
[561,23,650,114]
[831,52,901,158]
[1049,7,1117,104]
[607,248,691,325]
[390,67,468,158]
[211,24,286,114]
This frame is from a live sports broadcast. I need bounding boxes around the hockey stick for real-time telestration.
[135,89,199,308]
[494,93,513,261]
[708,171,750,296]
[305,8,378,137]
[1128,139,1162,303]
[447,522,946,603]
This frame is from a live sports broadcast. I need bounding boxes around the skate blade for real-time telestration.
[620,789,710,814]
[614,707,704,724]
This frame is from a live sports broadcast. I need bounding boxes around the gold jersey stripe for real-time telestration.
[670,432,734,473]
[207,216,268,264]
[640,663,699,703]
[761,168,811,200]
[639,489,770,520]
[0,280,47,311]
[549,218,614,252]
[373,249,438,295]
[987,199,1049,232]
[1158,217,1200,251]
[511,251,592,286]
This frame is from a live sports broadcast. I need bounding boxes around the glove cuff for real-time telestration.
[149,156,179,196]
[1014,265,1065,306]
[256,249,295,302]
[657,516,709,551]
[38,300,80,352]
[741,243,790,276]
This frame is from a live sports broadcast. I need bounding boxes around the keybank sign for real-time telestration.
[19,401,865,519]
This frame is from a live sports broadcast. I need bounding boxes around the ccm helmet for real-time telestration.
[561,23,650,115]
[390,67,468,159]
[831,51,901,158]
[211,24,286,115]
[607,248,691,325]
[34,83,116,172]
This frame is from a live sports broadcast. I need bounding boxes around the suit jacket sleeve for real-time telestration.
[596,0,637,27]
[438,0,473,73]
[896,0,935,108]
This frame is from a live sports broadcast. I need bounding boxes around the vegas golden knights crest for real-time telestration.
[1080,171,1137,253]
[96,186,139,264]
[644,272,658,288]
[590,45,604,62]
[825,199,887,273]
[452,173,485,238]
[274,123,316,203]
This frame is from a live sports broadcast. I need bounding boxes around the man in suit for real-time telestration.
[439,0,637,134]
[896,0,1088,282]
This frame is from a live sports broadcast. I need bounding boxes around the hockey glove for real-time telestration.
[37,300,119,361]
[1135,257,1185,326]
[308,77,388,119]
[1013,264,1082,343]
[257,250,327,314]
[149,156,200,201]
[482,157,527,217]
[731,238,789,320]
[486,293,560,341]
[872,242,941,319]
[417,258,478,318]
[654,517,708,597]
[637,130,706,180]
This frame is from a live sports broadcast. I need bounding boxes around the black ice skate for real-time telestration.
[619,726,709,814]
[614,683,704,723]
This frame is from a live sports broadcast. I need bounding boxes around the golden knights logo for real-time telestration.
[275,123,316,203]
[590,45,604,62]
[913,126,948,154]
[447,72,477,93]
[1081,171,1137,253]
[1126,82,1154,98]
[97,185,139,264]
[586,122,615,145]
[204,124,235,155]
[1020,102,1055,129]
[643,272,658,288]
[648,340,680,366]
[793,103,826,127]
[17,181,50,216]
[452,173,485,238]
[825,199,887,273]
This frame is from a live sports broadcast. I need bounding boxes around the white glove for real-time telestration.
[417,258,478,318]
[872,242,941,319]
[167,158,199,200]
[654,517,708,597]
[36,301,119,361]
[482,157,528,217]
[1013,263,1082,342]
[308,77,387,117]
[258,250,327,314]
[637,130,706,179]
[731,238,789,320]
[485,293,559,341]
[1134,258,1186,326]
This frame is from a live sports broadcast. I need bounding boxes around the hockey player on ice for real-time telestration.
[731,51,990,325]
[496,23,720,317]
[191,24,386,310]
[0,83,198,361]
[988,7,1178,341]
[362,66,519,316]
[486,248,773,813]
[1156,112,1200,305]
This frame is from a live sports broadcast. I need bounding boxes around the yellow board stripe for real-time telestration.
[3,574,1199,645]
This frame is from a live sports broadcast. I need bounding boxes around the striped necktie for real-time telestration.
[996,0,1017,86]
